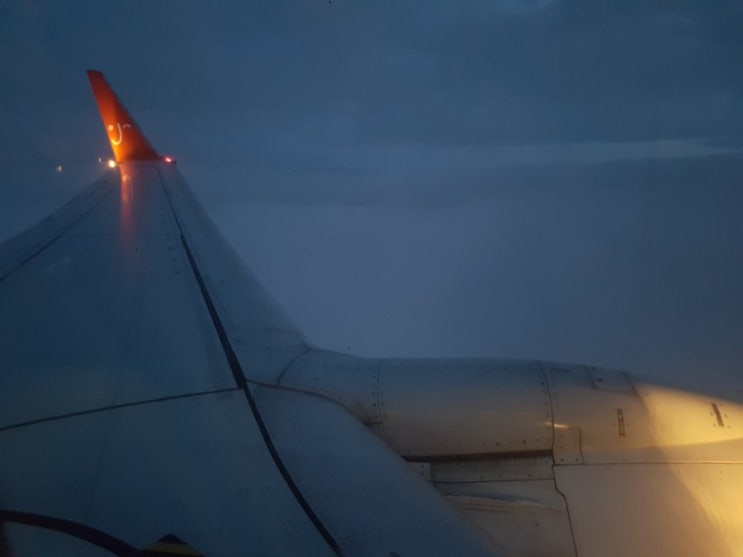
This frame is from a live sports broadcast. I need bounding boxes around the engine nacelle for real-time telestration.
[280,350,743,464]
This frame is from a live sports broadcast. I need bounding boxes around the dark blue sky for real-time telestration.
[1,1,742,386]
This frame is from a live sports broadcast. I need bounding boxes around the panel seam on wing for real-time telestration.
[0,387,240,432]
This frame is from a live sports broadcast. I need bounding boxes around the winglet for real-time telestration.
[86,70,161,163]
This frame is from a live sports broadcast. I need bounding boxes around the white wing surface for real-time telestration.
[0,71,497,557]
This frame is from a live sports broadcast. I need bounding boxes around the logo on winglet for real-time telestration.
[106,122,132,145]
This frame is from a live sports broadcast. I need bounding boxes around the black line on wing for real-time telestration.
[0,510,136,556]
[0,388,240,432]
[160,169,342,556]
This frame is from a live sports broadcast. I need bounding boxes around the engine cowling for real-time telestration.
[280,350,743,464]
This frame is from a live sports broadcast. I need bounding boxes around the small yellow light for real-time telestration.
[107,159,117,169]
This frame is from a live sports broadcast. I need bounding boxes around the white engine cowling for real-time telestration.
[280,349,743,464]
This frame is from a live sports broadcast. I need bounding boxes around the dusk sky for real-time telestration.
[1,1,742,387]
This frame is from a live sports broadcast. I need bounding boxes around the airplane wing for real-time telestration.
[0,72,498,556]
[5,70,743,557]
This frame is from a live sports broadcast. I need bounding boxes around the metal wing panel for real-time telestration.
[255,385,503,557]
[0,391,336,556]
[555,463,743,557]
[158,164,308,384]
[0,163,236,428]
[0,174,117,281]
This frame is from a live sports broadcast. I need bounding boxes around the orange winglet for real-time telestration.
[86,70,161,163]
